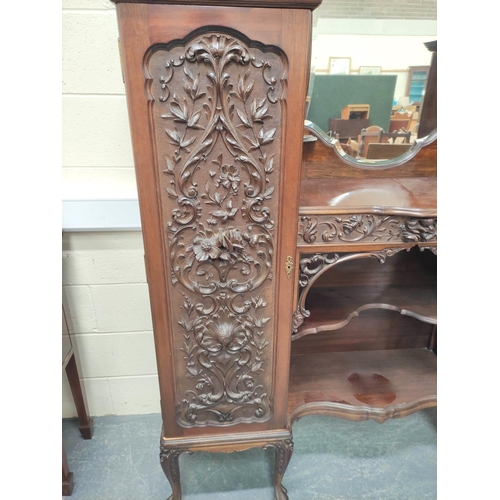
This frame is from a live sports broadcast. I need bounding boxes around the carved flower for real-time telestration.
[189,227,247,263]
[207,35,227,59]
[191,234,220,261]
[219,228,245,253]
[216,164,241,194]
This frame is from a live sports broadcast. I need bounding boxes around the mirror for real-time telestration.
[305,1,437,166]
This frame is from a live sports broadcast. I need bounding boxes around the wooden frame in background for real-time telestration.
[328,57,351,75]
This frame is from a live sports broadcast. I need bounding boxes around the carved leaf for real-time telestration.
[243,134,260,150]
[227,135,245,151]
[163,156,175,174]
[251,361,263,372]
[236,108,252,128]
[262,186,275,200]
[180,135,196,149]
[187,111,202,128]
[258,127,276,145]
[165,127,182,145]
[264,154,274,173]
[166,188,178,199]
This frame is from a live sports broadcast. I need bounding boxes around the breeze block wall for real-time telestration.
[62,0,160,417]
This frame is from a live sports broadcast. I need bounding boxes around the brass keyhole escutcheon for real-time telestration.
[285,256,294,278]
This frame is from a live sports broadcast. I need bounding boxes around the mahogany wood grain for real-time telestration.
[288,348,436,423]
[291,310,435,353]
[298,284,436,333]
[309,246,437,288]
[301,138,437,179]
[299,177,437,215]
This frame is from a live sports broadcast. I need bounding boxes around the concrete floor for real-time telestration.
[62,409,436,499]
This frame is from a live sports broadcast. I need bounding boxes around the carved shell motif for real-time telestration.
[147,31,287,427]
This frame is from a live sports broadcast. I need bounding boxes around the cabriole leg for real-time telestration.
[267,437,294,500]
[160,447,185,500]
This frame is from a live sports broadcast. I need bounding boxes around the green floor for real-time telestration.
[63,409,436,499]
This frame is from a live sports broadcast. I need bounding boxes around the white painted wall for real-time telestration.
[61,2,436,417]
[62,231,161,417]
[62,1,161,417]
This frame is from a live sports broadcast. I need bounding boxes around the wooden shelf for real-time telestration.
[295,284,436,339]
[287,348,436,424]
[299,177,437,216]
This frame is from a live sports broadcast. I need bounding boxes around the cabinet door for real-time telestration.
[116,3,311,436]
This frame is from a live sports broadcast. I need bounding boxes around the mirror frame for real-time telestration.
[305,29,437,169]
[304,119,437,170]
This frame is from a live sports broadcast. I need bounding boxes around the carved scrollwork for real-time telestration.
[420,246,437,255]
[292,248,408,335]
[298,253,339,288]
[298,215,437,245]
[147,30,287,427]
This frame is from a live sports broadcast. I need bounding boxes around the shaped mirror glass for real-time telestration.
[305,1,437,167]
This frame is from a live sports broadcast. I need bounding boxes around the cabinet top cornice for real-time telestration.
[110,0,323,10]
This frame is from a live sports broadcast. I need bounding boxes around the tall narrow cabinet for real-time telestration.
[113,1,322,498]
[111,1,437,498]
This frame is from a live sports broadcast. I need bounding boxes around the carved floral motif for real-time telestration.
[147,31,286,426]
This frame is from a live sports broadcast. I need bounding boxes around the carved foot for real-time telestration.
[275,483,289,500]
[267,437,294,500]
[160,447,186,500]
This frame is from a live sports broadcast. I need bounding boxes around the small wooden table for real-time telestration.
[62,305,93,496]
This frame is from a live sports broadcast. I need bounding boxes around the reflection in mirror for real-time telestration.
[305,0,437,165]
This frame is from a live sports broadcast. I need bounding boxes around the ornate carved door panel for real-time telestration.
[148,30,286,427]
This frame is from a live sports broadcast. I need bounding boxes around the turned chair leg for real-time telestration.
[267,438,294,500]
[160,448,186,500]
[62,441,74,496]
[65,353,93,439]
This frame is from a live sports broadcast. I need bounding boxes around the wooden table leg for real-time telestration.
[65,353,93,439]
[62,441,74,496]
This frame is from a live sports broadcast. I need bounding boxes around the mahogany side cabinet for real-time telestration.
[111,1,437,498]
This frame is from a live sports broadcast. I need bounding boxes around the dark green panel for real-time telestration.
[306,75,397,133]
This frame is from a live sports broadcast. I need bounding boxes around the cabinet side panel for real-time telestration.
[116,3,179,434]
